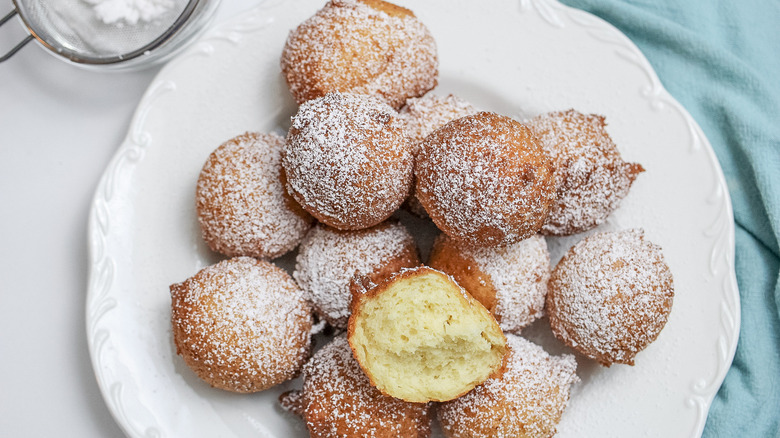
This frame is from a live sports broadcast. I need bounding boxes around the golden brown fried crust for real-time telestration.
[428,233,498,315]
[278,163,313,226]
[294,220,421,329]
[399,93,478,218]
[170,257,312,392]
[359,0,414,17]
[280,0,438,109]
[283,93,414,230]
[427,233,551,334]
[196,132,313,259]
[314,230,420,327]
[415,112,556,247]
[280,336,432,438]
[364,243,421,287]
[399,93,478,155]
[436,335,578,438]
[527,109,644,236]
[546,229,674,366]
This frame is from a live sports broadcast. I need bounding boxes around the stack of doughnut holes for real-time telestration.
[169,0,675,437]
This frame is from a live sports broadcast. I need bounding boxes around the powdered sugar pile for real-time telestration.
[84,0,174,25]
[437,334,579,437]
[294,221,418,328]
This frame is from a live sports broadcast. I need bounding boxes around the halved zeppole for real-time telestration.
[347,266,507,403]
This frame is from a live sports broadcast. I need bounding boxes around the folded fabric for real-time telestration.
[558,0,780,436]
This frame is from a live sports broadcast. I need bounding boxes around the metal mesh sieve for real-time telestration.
[1,0,218,67]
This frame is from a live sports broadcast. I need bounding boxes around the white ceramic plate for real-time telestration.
[87,0,740,436]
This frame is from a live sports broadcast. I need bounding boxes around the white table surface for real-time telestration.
[0,1,253,436]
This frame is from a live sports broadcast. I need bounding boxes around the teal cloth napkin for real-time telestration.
[557,0,780,436]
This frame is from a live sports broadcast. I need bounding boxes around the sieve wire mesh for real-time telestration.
[16,0,191,60]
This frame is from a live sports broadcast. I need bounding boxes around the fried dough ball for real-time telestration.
[196,132,313,259]
[280,0,438,109]
[415,112,557,247]
[293,220,420,329]
[428,233,550,333]
[527,109,644,236]
[547,229,674,366]
[437,334,578,438]
[348,266,507,403]
[282,92,414,230]
[400,93,477,154]
[399,93,477,217]
[170,257,313,392]
[280,336,432,438]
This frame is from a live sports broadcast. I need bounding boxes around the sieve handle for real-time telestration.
[1,9,34,63]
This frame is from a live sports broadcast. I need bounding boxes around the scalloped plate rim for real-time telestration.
[85,0,741,437]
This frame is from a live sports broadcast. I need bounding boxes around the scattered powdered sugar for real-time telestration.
[196,132,313,260]
[526,109,644,236]
[400,93,477,218]
[170,257,312,392]
[399,93,477,154]
[437,334,578,438]
[280,0,438,109]
[84,0,174,25]
[293,221,418,329]
[547,229,674,366]
[282,93,413,230]
[468,234,551,333]
[415,111,556,246]
[283,336,431,437]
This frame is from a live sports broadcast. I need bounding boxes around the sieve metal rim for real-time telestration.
[9,0,204,65]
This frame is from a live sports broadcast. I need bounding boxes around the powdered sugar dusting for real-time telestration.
[170,257,313,392]
[284,336,431,437]
[547,229,674,366]
[283,92,413,230]
[415,112,556,246]
[437,334,578,438]
[280,0,438,109]
[294,221,418,328]
[399,93,477,154]
[196,132,313,260]
[468,234,551,333]
[400,93,477,218]
[526,109,644,236]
